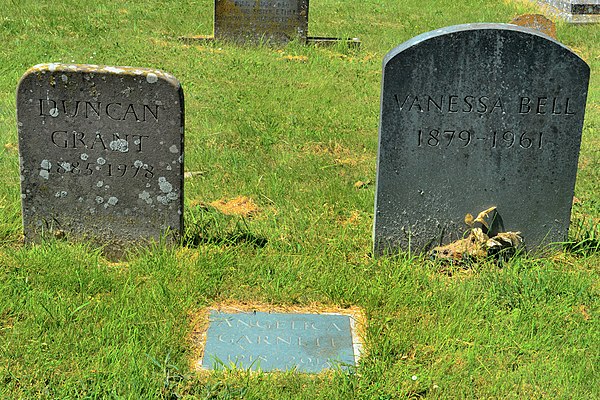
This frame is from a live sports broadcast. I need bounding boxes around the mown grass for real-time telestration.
[0,0,599,398]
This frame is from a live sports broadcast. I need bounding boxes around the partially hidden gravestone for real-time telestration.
[531,1,600,23]
[214,0,309,44]
[17,64,184,258]
[373,24,590,256]
[181,0,359,47]
[200,311,359,372]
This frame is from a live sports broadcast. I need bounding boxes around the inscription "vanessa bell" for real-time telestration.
[395,94,575,115]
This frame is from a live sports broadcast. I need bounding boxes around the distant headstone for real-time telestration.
[214,0,309,44]
[531,1,599,23]
[374,24,590,255]
[511,14,557,38]
[17,64,184,258]
[200,311,358,372]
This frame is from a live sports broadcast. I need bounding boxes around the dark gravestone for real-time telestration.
[214,0,309,44]
[201,311,358,372]
[17,64,184,258]
[374,24,589,255]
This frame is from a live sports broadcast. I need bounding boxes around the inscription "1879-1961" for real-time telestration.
[417,129,544,149]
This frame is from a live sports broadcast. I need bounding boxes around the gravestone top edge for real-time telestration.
[19,63,181,89]
[383,23,587,67]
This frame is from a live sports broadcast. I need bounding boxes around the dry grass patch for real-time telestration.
[209,196,261,218]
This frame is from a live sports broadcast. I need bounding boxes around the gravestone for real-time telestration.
[214,0,309,44]
[510,14,557,38]
[531,1,599,23]
[373,24,589,255]
[200,311,359,372]
[17,63,184,258]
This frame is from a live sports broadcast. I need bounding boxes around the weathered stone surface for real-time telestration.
[17,64,184,258]
[201,311,358,372]
[214,0,309,44]
[374,24,589,256]
[510,14,557,38]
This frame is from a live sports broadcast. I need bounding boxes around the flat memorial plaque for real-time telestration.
[201,311,358,372]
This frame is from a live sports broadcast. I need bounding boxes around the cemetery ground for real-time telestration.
[0,0,598,398]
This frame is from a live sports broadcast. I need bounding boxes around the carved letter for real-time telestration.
[395,94,410,111]
[72,131,86,149]
[536,97,547,114]
[463,96,474,112]
[143,104,159,122]
[448,95,458,113]
[408,96,422,112]
[565,98,575,115]
[491,98,504,113]
[123,104,139,121]
[427,96,442,112]
[90,133,107,150]
[85,102,101,118]
[39,99,57,116]
[51,130,68,148]
[276,336,291,345]
[519,97,531,114]
[106,103,122,120]
[477,96,489,113]
[551,98,562,115]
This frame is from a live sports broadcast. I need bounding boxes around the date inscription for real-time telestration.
[417,129,544,149]
[40,159,155,179]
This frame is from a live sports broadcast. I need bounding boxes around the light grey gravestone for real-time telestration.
[214,0,309,44]
[17,64,184,258]
[373,24,590,256]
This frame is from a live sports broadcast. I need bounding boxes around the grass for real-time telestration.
[0,0,599,398]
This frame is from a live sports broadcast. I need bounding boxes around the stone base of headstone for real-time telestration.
[306,36,362,48]
[179,35,361,48]
[530,0,600,23]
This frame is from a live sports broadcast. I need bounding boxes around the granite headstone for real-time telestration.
[200,311,358,372]
[374,24,589,255]
[214,0,309,44]
[17,63,184,258]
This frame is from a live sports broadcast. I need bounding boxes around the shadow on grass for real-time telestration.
[183,206,268,249]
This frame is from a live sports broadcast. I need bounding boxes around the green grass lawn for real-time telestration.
[0,0,599,398]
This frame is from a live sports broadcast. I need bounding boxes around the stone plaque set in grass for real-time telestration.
[199,310,361,372]
[17,64,184,259]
